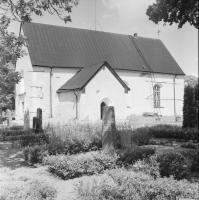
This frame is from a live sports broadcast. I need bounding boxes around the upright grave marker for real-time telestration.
[24,109,30,130]
[102,106,117,152]
[36,108,42,130]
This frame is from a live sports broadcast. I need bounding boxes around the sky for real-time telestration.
[9,0,198,76]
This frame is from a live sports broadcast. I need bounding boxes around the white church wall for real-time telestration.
[117,71,184,117]
[30,67,79,124]
[15,47,33,120]
[16,50,184,125]
[79,66,126,121]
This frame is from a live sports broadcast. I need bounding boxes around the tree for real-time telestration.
[0,62,21,110]
[146,0,198,29]
[183,75,198,128]
[0,0,79,109]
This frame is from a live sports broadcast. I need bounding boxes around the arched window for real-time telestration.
[153,84,160,108]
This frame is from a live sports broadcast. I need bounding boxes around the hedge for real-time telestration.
[0,129,34,141]
[133,125,198,141]
[6,133,49,147]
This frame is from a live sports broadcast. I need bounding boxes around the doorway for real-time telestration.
[100,102,107,119]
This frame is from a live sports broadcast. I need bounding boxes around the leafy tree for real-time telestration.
[146,0,198,29]
[0,0,79,109]
[183,75,198,128]
[0,62,21,110]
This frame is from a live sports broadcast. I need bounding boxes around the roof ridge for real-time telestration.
[23,22,159,40]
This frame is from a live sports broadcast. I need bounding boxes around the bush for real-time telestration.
[0,129,33,141]
[157,152,189,180]
[137,124,199,140]
[189,150,199,172]
[183,82,198,128]
[116,146,156,167]
[131,127,152,145]
[11,133,49,147]
[44,152,117,180]
[180,143,197,149]
[0,179,57,200]
[24,145,47,165]
[9,126,24,131]
[45,122,102,155]
[130,155,160,179]
[74,169,199,200]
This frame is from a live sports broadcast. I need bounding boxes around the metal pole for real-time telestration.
[50,67,53,118]
[95,0,96,31]
[173,75,177,116]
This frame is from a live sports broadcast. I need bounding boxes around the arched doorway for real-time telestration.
[100,98,113,119]
[100,102,107,119]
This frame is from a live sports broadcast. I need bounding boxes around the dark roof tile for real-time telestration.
[23,22,184,75]
[57,62,130,92]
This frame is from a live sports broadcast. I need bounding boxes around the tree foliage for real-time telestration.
[183,75,198,128]
[0,0,79,23]
[0,62,21,109]
[146,0,198,29]
[0,0,79,109]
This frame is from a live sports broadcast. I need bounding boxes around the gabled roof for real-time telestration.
[23,22,185,75]
[57,62,130,93]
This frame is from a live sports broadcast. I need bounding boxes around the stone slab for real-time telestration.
[102,106,117,152]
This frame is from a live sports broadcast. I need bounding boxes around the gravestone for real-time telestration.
[36,108,42,130]
[102,106,117,152]
[0,106,2,124]
[121,131,132,148]
[24,109,30,130]
[33,117,37,129]
[6,109,12,127]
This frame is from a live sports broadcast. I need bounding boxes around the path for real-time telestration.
[0,147,79,200]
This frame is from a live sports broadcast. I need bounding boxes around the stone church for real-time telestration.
[15,22,185,124]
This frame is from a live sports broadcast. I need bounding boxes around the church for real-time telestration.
[15,22,185,124]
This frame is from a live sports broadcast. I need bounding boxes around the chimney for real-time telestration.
[134,33,138,38]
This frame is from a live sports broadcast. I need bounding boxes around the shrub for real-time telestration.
[183,127,199,140]
[116,146,156,167]
[23,145,47,165]
[157,152,189,180]
[44,152,117,180]
[183,82,198,128]
[74,169,199,200]
[190,150,199,172]
[0,179,57,200]
[130,155,160,179]
[14,133,49,147]
[45,122,102,155]
[180,143,197,149]
[9,126,24,131]
[0,129,33,141]
[139,124,199,140]
[131,127,152,145]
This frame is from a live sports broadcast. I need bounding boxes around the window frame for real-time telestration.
[153,84,161,108]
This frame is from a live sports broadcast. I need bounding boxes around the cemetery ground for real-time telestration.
[0,120,198,200]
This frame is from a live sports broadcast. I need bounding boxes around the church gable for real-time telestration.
[57,61,130,93]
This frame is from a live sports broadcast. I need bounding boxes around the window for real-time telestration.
[153,84,160,108]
